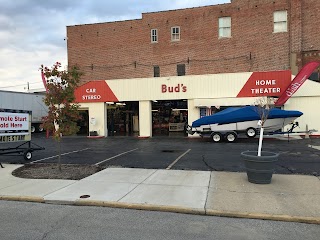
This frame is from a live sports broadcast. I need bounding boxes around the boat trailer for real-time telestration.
[267,122,318,141]
[0,141,45,168]
[186,121,317,143]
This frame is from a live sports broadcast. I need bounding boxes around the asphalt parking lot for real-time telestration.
[1,134,320,176]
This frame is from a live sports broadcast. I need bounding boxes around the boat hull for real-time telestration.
[191,117,298,134]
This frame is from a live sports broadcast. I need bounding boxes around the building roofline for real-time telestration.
[142,2,231,16]
[0,89,46,95]
[67,18,142,27]
[67,2,231,27]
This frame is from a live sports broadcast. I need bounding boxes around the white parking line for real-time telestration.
[308,145,320,150]
[166,149,191,170]
[95,148,139,166]
[30,148,91,163]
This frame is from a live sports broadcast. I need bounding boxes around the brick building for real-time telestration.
[67,0,320,84]
[68,0,320,138]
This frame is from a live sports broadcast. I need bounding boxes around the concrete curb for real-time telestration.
[74,200,206,215]
[1,197,319,225]
[0,195,44,203]
[74,199,320,225]
[206,210,320,225]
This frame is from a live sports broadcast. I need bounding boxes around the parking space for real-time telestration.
[1,133,319,176]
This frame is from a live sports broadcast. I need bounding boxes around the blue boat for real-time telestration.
[188,106,303,142]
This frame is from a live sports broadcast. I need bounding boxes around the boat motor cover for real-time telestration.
[192,106,303,128]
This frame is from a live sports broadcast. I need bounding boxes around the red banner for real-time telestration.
[275,61,320,106]
[41,71,48,92]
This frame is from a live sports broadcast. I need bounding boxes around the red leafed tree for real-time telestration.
[40,62,83,170]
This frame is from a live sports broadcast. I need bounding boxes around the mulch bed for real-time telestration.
[12,163,105,180]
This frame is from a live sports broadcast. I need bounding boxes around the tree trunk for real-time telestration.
[58,138,62,171]
[258,127,264,156]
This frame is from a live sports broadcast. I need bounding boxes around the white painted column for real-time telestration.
[139,100,152,138]
[104,103,108,137]
[187,99,200,137]
[85,102,106,137]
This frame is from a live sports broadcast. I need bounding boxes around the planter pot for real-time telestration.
[241,150,279,184]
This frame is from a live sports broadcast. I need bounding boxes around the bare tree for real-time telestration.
[254,96,276,156]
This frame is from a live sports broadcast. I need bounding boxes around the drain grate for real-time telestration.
[79,195,91,199]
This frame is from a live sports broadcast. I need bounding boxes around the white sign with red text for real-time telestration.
[0,112,29,131]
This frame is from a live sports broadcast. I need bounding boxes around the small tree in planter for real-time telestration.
[40,62,82,171]
[254,96,276,156]
[241,96,279,184]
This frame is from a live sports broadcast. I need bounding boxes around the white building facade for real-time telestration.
[74,70,320,138]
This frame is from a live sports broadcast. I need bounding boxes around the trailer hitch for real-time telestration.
[185,125,195,135]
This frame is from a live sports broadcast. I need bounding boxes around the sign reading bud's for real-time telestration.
[161,84,187,93]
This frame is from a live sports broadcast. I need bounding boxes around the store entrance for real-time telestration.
[152,100,188,136]
[77,110,89,136]
[107,102,139,136]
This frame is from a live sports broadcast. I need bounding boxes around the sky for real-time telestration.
[0,0,230,92]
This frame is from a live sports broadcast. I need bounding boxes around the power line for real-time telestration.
[79,54,249,69]
[0,82,42,90]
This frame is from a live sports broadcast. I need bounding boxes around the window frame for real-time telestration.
[309,72,320,82]
[153,65,160,77]
[171,26,180,42]
[273,10,288,33]
[151,29,158,43]
[177,64,185,76]
[218,17,231,38]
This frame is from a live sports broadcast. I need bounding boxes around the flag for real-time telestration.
[206,107,213,116]
[41,71,48,92]
[275,61,320,106]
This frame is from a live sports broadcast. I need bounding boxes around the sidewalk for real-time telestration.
[1,164,319,224]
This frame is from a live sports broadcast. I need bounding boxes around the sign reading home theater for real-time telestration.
[237,70,292,97]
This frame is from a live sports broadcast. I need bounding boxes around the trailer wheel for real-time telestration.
[211,132,222,142]
[24,150,32,161]
[246,127,257,138]
[31,125,36,133]
[225,132,237,143]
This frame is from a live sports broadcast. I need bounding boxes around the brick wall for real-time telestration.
[301,0,320,74]
[67,0,320,83]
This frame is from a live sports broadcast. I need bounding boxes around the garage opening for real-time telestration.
[107,101,139,136]
[152,100,188,137]
[77,110,89,135]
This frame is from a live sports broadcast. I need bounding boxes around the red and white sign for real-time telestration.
[275,61,320,106]
[237,70,291,97]
[75,81,118,103]
[0,112,29,131]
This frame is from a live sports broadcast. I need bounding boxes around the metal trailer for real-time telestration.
[0,90,48,133]
[187,122,317,143]
[266,122,318,141]
[0,109,45,168]
[0,141,45,167]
